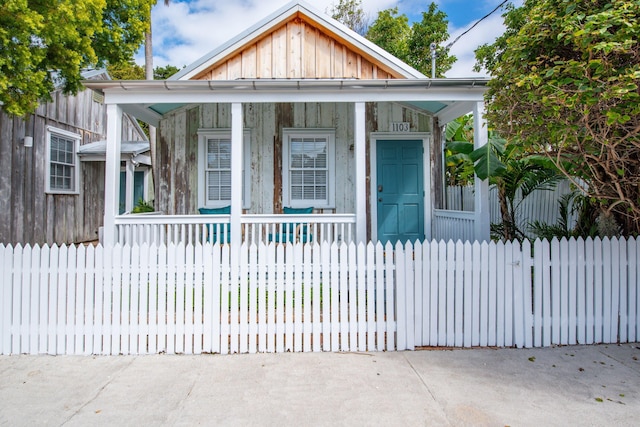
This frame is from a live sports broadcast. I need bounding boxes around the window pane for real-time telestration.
[220,170,231,185]
[287,135,330,204]
[208,171,220,186]
[303,186,315,200]
[50,138,58,162]
[206,169,232,202]
[207,138,231,169]
[220,185,231,200]
[219,146,231,169]
[291,170,303,185]
[49,133,76,192]
[315,150,327,169]
[291,186,302,199]
[208,186,220,201]
[207,152,218,169]
[290,139,304,168]
[303,171,315,185]
[291,153,303,168]
[205,139,232,202]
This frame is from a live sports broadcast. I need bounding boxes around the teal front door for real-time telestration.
[119,171,145,214]
[376,140,425,244]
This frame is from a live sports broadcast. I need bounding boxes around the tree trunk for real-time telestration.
[144,28,158,209]
[498,184,515,241]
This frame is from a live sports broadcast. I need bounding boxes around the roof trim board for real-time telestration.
[85,77,489,93]
[83,78,489,120]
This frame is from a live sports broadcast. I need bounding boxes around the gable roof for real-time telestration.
[170,1,426,81]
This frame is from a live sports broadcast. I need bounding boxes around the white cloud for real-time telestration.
[444,13,507,77]
[141,0,397,68]
[140,0,512,79]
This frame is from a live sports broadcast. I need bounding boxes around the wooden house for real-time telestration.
[0,70,149,245]
[84,1,490,248]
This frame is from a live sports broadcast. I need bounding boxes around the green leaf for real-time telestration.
[446,140,474,154]
[470,140,506,180]
[0,0,154,116]
[445,120,462,141]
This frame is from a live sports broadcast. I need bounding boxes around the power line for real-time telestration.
[444,0,510,50]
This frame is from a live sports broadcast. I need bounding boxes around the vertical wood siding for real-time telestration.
[157,102,432,227]
[194,16,399,81]
[0,88,145,245]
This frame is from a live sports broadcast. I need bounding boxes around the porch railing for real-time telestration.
[432,209,475,242]
[114,213,356,246]
[241,214,356,245]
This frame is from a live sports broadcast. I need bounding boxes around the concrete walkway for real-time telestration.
[1,344,639,426]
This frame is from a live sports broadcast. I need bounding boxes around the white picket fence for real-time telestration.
[1,237,638,355]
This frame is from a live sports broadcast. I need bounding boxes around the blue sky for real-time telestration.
[140,0,521,77]
[403,0,502,28]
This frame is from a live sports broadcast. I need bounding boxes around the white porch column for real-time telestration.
[354,102,367,244]
[125,160,135,212]
[230,103,243,248]
[473,101,490,242]
[103,104,123,246]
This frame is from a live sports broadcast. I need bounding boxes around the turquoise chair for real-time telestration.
[269,206,313,243]
[199,206,231,243]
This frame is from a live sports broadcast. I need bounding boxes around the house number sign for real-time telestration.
[390,122,410,132]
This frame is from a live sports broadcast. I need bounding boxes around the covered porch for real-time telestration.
[86,78,490,247]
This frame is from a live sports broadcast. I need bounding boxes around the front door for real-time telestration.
[376,140,425,244]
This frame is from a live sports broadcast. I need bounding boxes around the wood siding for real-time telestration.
[0,88,145,245]
[157,102,432,240]
[194,15,399,81]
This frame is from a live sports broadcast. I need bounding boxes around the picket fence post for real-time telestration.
[628,237,638,342]
[522,239,533,348]
[462,241,472,347]
[395,241,406,350]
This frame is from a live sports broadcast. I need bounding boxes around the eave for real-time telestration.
[83,78,490,126]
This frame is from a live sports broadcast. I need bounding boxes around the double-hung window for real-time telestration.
[198,129,250,208]
[46,126,81,194]
[283,129,335,209]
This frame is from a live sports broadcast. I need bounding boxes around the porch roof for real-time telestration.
[78,140,151,165]
[83,77,490,126]
[78,140,149,156]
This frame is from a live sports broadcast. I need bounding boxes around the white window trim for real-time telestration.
[197,128,251,209]
[282,128,335,210]
[45,126,81,195]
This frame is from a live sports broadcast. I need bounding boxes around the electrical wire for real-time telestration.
[444,0,510,50]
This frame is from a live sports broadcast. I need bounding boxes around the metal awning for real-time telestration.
[78,140,151,165]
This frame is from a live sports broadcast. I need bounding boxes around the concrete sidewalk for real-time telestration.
[1,344,639,426]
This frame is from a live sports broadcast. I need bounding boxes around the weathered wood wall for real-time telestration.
[194,15,401,81]
[0,88,145,245]
[431,117,444,210]
[157,102,433,240]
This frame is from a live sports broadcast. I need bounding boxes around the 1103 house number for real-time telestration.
[390,122,410,132]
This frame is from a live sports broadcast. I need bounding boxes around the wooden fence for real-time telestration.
[1,237,638,355]
[443,180,577,238]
